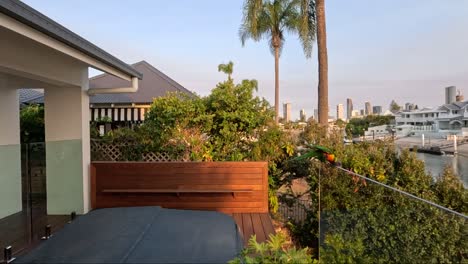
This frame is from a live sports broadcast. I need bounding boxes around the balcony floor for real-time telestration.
[228,213,276,245]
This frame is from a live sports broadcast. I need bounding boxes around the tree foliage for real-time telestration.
[104,62,293,207]
[218,61,234,81]
[20,104,44,143]
[390,99,402,113]
[278,124,468,262]
[346,115,394,137]
[240,0,315,123]
[240,0,315,57]
[229,233,317,264]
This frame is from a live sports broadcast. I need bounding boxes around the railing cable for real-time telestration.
[334,166,467,219]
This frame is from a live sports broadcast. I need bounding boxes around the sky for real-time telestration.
[24,0,468,120]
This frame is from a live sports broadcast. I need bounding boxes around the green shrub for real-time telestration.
[20,104,44,143]
[229,233,317,264]
[279,124,468,262]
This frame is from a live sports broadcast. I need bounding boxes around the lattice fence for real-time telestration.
[91,140,185,162]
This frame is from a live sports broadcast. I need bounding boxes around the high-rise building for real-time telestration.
[351,110,360,117]
[336,104,344,120]
[283,103,291,123]
[346,98,353,120]
[456,90,464,102]
[445,86,456,104]
[299,109,307,122]
[372,106,382,115]
[313,109,319,120]
[365,102,372,115]
[360,109,365,116]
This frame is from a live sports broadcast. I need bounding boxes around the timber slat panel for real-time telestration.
[102,189,253,194]
[91,162,268,213]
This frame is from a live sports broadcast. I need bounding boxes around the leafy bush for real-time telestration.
[20,104,44,143]
[280,123,468,262]
[229,233,316,264]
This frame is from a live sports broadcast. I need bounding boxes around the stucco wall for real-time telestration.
[0,84,21,219]
[45,71,90,215]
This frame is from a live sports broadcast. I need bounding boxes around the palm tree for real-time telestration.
[218,61,234,81]
[315,0,328,125]
[240,0,315,124]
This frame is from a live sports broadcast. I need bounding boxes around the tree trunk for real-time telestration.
[316,0,328,126]
[274,46,280,124]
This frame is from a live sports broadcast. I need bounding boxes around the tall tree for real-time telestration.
[389,100,401,113]
[315,0,329,125]
[218,61,234,81]
[240,0,315,124]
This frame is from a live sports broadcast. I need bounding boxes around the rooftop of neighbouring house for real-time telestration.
[89,61,193,104]
[18,61,193,105]
[438,101,468,111]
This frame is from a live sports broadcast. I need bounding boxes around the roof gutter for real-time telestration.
[87,77,138,95]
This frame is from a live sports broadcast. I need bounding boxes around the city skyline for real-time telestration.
[23,0,468,120]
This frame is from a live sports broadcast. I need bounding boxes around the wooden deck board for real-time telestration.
[232,213,243,234]
[260,213,275,240]
[241,213,254,245]
[230,213,275,246]
[251,213,267,243]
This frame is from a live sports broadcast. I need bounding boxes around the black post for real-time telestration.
[373,130,375,140]
[4,246,15,264]
[41,224,52,240]
[69,211,76,223]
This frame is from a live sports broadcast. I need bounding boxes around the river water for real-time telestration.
[416,153,468,187]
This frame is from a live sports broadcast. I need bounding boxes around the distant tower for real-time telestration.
[299,109,307,122]
[313,109,319,120]
[346,98,353,120]
[336,104,344,120]
[456,90,464,102]
[373,106,382,115]
[360,109,365,116]
[283,103,291,123]
[445,86,456,104]
[365,102,372,115]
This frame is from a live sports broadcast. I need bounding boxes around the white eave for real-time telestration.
[0,0,142,82]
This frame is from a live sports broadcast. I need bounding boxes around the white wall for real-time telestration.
[0,76,21,219]
[44,68,91,215]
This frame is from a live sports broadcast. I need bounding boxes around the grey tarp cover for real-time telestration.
[16,206,243,263]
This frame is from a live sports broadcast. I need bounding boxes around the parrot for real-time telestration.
[295,144,337,165]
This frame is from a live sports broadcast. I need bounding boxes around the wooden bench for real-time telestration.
[90,161,274,244]
[91,162,269,213]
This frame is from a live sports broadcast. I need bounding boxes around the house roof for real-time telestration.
[19,61,193,105]
[0,0,142,79]
[90,61,193,104]
[438,101,468,111]
[18,89,43,104]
